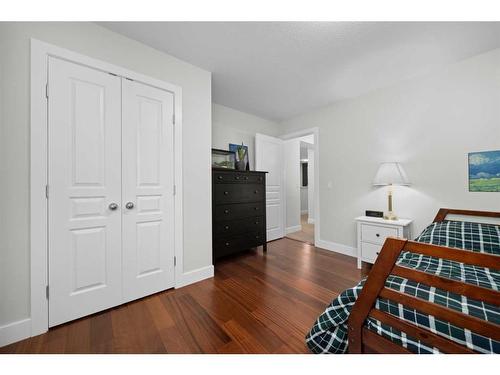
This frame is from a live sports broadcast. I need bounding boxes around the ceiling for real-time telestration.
[99,22,500,121]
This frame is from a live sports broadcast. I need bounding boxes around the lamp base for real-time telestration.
[384,211,398,220]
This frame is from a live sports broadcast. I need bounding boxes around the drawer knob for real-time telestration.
[244,176,248,180]
[256,235,260,239]
[254,207,259,210]
[235,176,240,180]
[255,221,259,224]
[258,177,262,181]
[218,175,223,180]
[375,233,380,237]
[224,191,229,195]
[224,225,229,230]
[254,190,259,194]
[224,209,230,214]
[225,242,230,246]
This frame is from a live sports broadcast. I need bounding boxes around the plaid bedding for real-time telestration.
[306,220,500,354]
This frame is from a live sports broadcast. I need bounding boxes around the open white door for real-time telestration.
[255,133,285,241]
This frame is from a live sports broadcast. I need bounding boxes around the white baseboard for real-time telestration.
[315,239,357,258]
[176,265,214,288]
[286,225,302,234]
[0,318,31,348]
[307,218,315,224]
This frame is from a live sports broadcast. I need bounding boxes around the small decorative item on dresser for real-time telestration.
[355,216,412,269]
[229,143,249,171]
[212,148,236,169]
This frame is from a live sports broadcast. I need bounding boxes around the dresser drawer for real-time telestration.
[215,216,264,236]
[214,183,264,204]
[214,202,264,221]
[361,224,398,245]
[214,232,265,258]
[214,171,265,184]
[361,242,382,264]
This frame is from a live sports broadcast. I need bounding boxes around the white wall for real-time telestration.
[300,185,308,213]
[0,22,212,328]
[285,136,315,231]
[212,103,280,170]
[307,148,315,223]
[300,139,315,215]
[284,139,301,232]
[280,47,500,251]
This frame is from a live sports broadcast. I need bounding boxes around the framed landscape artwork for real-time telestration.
[468,150,500,192]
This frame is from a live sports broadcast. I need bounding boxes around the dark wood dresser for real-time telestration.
[212,168,267,262]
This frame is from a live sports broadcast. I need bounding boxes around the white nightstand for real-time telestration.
[355,216,413,269]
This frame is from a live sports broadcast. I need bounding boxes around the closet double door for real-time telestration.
[48,57,175,327]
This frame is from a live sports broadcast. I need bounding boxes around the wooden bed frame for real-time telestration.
[348,208,500,354]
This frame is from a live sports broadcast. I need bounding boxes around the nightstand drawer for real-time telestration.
[361,224,398,245]
[361,242,382,263]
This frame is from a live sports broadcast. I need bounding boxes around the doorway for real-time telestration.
[255,127,319,246]
[284,134,315,245]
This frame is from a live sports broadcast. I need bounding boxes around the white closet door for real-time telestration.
[255,133,285,241]
[122,79,175,302]
[48,57,122,327]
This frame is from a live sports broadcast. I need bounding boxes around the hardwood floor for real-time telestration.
[285,214,314,244]
[0,238,369,354]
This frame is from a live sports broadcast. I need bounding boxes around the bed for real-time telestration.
[306,208,500,354]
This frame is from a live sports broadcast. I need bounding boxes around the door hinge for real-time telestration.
[45,185,49,199]
[46,285,49,299]
[174,256,176,267]
[173,184,176,196]
[45,83,49,99]
[172,113,175,125]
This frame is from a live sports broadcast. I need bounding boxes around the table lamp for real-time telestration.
[372,162,410,220]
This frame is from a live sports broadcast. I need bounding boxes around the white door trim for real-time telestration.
[30,39,184,337]
[280,127,320,245]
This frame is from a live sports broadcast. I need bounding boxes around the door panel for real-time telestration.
[122,79,175,302]
[48,57,122,327]
[255,133,285,240]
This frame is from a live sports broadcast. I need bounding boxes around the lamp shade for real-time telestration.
[373,162,410,186]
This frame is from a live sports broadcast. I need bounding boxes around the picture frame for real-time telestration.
[229,143,250,171]
[468,150,500,192]
[211,148,236,169]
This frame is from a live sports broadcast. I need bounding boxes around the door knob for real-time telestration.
[108,203,118,210]
[125,202,134,209]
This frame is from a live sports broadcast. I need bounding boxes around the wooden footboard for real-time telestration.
[347,208,500,354]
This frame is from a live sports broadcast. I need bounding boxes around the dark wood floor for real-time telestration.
[0,238,369,354]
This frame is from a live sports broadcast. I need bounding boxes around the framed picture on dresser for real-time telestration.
[211,148,236,169]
